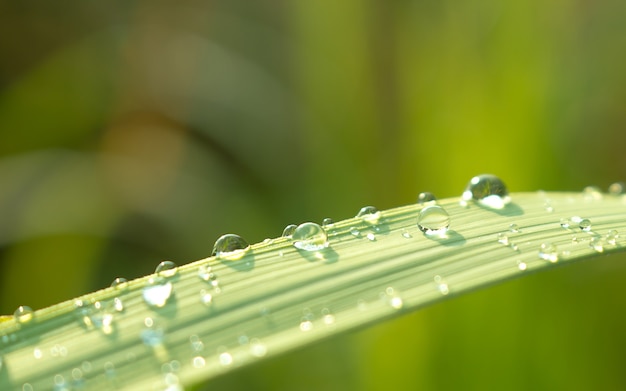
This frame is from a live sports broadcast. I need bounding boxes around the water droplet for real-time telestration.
[155,261,178,278]
[538,243,558,262]
[110,277,129,291]
[113,298,124,312]
[219,352,233,366]
[192,356,206,368]
[461,174,510,209]
[606,230,619,245]
[200,290,213,306]
[190,335,204,352]
[291,222,329,251]
[381,287,403,309]
[366,233,376,241]
[544,200,554,213]
[322,218,335,227]
[212,234,250,260]
[90,304,115,335]
[142,277,173,308]
[22,384,34,391]
[583,186,603,201]
[14,306,34,324]
[250,339,268,357]
[497,233,509,245]
[579,219,591,232]
[417,205,450,236]
[509,224,520,233]
[560,218,572,229]
[417,192,437,205]
[349,227,361,237]
[608,182,625,195]
[356,206,381,225]
[33,348,43,359]
[282,224,297,237]
[197,264,215,282]
[299,320,313,331]
[401,230,412,239]
[590,237,604,252]
[434,275,449,295]
[141,326,164,347]
[517,260,527,271]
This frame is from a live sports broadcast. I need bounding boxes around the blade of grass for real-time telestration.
[1,190,625,390]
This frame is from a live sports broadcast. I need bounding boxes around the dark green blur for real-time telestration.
[1,1,625,389]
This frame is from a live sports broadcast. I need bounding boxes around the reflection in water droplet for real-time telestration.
[417,192,437,205]
[322,218,335,227]
[608,182,625,195]
[110,277,129,291]
[292,222,329,251]
[282,224,297,237]
[366,233,376,241]
[219,352,233,366]
[606,230,619,245]
[579,219,591,232]
[212,234,250,260]
[417,206,450,236]
[14,306,34,324]
[155,261,178,278]
[538,243,558,262]
[517,260,527,271]
[142,278,173,308]
[462,174,510,209]
[356,206,381,225]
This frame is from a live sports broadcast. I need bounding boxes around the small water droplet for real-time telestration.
[212,234,250,260]
[110,277,129,291]
[349,227,361,237]
[417,205,450,236]
[544,201,554,213]
[14,306,34,324]
[381,287,404,309]
[366,233,376,241]
[608,182,625,195]
[219,352,233,366]
[142,277,173,308]
[299,320,313,331]
[606,230,619,245]
[291,222,329,251]
[192,356,206,368]
[113,298,124,312]
[282,224,297,237]
[433,275,449,295]
[33,348,43,359]
[22,384,34,391]
[356,206,381,225]
[509,223,520,233]
[322,218,335,227]
[461,174,510,209]
[250,339,268,357]
[401,230,412,239]
[560,218,572,229]
[497,233,509,245]
[590,237,604,252]
[538,243,558,262]
[517,260,527,271]
[417,192,437,205]
[197,264,214,282]
[200,289,213,306]
[583,186,603,201]
[155,261,178,278]
[579,219,592,232]
[141,326,164,347]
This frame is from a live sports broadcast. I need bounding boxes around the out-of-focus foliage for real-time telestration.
[0,1,625,390]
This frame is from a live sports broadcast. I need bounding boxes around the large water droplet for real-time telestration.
[417,192,437,205]
[282,224,297,238]
[291,222,329,251]
[462,174,510,209]
[356,206,381,225]
[538,243,558,262]
[142,278,173,308]
[417,205,450,236]
[155,261,178,278]
[14,306,34,324]
[212,234,250,260]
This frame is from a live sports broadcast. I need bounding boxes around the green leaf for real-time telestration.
[1,190,625,390]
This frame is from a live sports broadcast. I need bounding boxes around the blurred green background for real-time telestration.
[1,1,626,389]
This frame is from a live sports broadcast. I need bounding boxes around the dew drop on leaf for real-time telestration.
[212,234,250,260]
[142,278,173,308]
[155,261,178,278]
[538,243,558,262]
[417,192,437,205]
[219,352,233,366]
[417,205,450,236]
[590,237,604,252]
[356,206,381,225]
[110,277,129,292]
[509,223,520,233]
[608,182,625,195]
[322,218,335,228]
[583,186,603,201]
[517,260,527,271]
[13,306,34,324]
[462,174,510,209]
[282,224,297,237]
[497,233,509,245]
[579,219,592,232]
[606,230,619,245]
[291,222,329,251]
[366,233,376,241]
